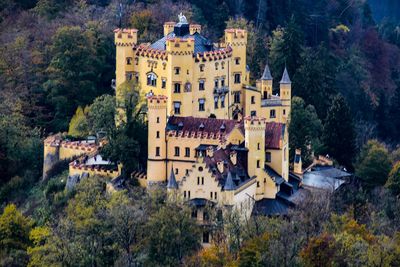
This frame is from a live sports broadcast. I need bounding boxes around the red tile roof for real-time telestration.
[166,116,284,149]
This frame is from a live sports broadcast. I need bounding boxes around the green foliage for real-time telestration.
[0,204,33,266]
[146,202,201,266]
[86,94,116,136]
[288,96,323,164]
[386,162,400,196]
[68,106,89,138]
[322,94,356,169]
[269,16,304,86]
[356,140,393,188]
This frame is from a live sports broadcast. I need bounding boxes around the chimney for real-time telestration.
[230,151,237,165]
[217,161,224,173]
[293,149,302,175]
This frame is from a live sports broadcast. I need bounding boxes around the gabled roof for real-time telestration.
[265,122,285,149]
[280,67,291,84]
[261,63,273,80]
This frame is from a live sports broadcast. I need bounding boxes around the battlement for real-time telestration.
[164,21,175,36]
[147,95,168,103]
[166,37,195,54]
[189,24,201,34]
[244,116,266,129]
[135,45,168,60]
[195,46,232,62]
[114,28,138,46]
[224,28,247,45]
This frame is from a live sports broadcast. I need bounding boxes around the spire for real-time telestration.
[280,67,291,84]
[224,171,235,191]
[261,63,273,80]
[167,166,178,189]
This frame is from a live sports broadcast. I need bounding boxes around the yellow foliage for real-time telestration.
[332,24,350,33]
[68,105,89,137]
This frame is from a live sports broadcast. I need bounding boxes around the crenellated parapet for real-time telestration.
[195,46,232,62]
[135,44,168,60]
[166,37,195,55]
[114,28,138,46]
[244,116,266,131]
[224,28,247,46]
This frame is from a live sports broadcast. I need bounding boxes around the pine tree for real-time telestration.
[322,94,356,169]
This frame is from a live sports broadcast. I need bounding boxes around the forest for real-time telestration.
[1,0,400,266]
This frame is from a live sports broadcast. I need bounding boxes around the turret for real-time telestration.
[147,95,168,185]
[223,171,235,205]
[260,63,273,99]
[114,28,138,88]
[280,67,292,121]
[164,22,175,36]
[244,116,266,199]
[189,24,201,35]
[167,165,179,200]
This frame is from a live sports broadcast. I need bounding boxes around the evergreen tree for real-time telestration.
[269,15,304,89]
[322,94,356,169]
[289,97,323,165]
[386,162,400,196]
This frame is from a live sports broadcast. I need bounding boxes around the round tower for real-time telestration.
[147,95,168,185]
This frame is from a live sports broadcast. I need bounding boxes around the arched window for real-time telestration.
[147,73,157,87]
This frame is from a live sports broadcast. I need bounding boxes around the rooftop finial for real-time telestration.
[178,12,188,24]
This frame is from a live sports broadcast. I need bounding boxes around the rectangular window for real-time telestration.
[184,191,186,198]
[235,57,240,65]
[185,147,190,157]
[234,73,241,84]
[266,152,272,163]
[162,79,166,89]
[257,143,260,150]
[174,67,180,74]
[250,110,256,117]
[214,79,218,88]
[174,102,181,114]
[199,99,205,111]
[175,168,178,174]
[221,78,225,87]
[147,73,157,87]
[156,117,160,123]
[174,146,180,156]
[199,80,205,91]
[221,96,225,108]
[174,83,181,93]
[126,72,133,81]
[251,96,255,104]
[188,191,191,198]
[197,177,200,185]
[257,160,260,168]
[135,57,138,65]
[203,231,210,243]
[234,92,240,103]
[201,177,204,185]
[126,57,132,65]
[185,169,189,176]
[283,109,286,115]
[200,64,204,72]
[156,147,160,157]
[156,131,160,138]
[215,192,217,200]
[270,109,276,118]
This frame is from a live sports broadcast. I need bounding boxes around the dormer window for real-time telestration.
[147,73,157,87]
[178,122,184,130]
[220,123,226,132]
[199,123,205,130]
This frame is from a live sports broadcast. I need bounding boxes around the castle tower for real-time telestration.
[224,29,248,115]
[280,67,292,122]
[260,63,273,99]
[164,22,175,36]
[114,28,138,123]
[147,95,168,185]
[166,26,195,116]
[167,165,179,200]
[244,117,266,199]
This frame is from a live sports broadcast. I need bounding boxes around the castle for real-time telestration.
[43,14,304,245]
